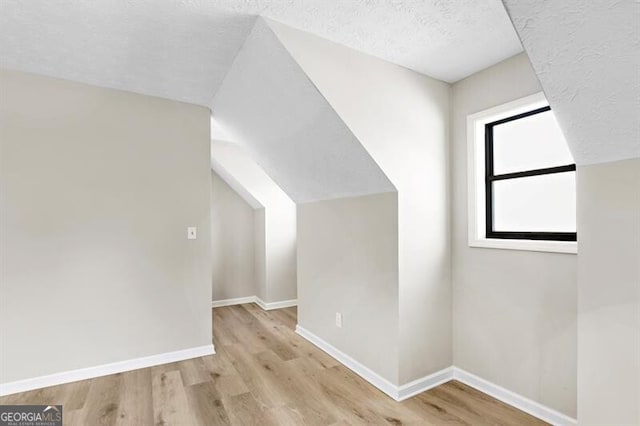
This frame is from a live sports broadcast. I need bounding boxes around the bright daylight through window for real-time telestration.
[467,93,577,253]
[485,106,576,241]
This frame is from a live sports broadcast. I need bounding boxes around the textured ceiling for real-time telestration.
[0,0,256,106]
[503,0,640,165]
[0,1,522,108]
[210,0,523,82]
[212,18,395,203]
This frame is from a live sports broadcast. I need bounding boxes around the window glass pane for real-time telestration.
[493,110,574,174]
[493,172,576,233]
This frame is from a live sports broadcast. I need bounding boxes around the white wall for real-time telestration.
[0,69,212,384]
[451,54,577,417]
[270,19,451,384]
[264,207,297,302]
[211,140,296,303]
[577,158,640,425]
[211,171,257,301]
[297,192,399,383]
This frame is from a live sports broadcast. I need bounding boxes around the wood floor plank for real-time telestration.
[184,381,230,426]
[237,305,300,361]
[178,357,212,387]
[264,405,307,425]
[63,379,92,410]
[435,381,543,426]
[221,316,271,355]
[255,350,338,425]
[63,408,85,425]
[213,372,250,397]
[271,306,298,329]
[0,382,65,406]
[78,373,123,426]
[315,366,395,425]
[201,348,238,378]
[226,304,256,324]
[223,392,277,426]
[223,344,295,410]
[114,368,153,426]
[418,390,492,426]
[212,309,241,347]
[151,370,194,426]
[1,304,550,426]
[402,393,470,425]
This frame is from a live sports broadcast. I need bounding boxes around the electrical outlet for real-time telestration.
[187,227,197,240]
[335,312,342,328]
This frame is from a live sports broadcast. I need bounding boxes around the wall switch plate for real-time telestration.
[187,227,197,240]
[335,312,342,328]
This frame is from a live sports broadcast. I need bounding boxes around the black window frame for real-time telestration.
[484,106,577,242]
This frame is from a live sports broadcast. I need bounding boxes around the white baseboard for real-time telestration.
[212,296,297,311]
[397,366,453,401]
[295,324,450,401]
[0,344,215,397]
[255,297,298,311]
[452,367,576,426]
[295,324,400,399]
[295,325,575,425]
[0,320,575,426]
[211,296,256,308]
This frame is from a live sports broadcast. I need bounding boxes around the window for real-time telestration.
[467,93,577,253]
[485,106,577,241]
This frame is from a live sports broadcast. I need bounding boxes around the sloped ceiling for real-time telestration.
[1,0,522,107]
[211,158,263,209]
[503,0,640,165]
[212,18,395,203]
[0,0,256,106]
[211,140,293,210]
[210,0,522,83]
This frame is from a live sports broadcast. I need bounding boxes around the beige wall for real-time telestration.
[254,208,267,301]
[211,141,297,304]
[271,20,451,384]
[451,54,578,417]
[211,171,256,301]
[0,69,212,384]
[577,158,640,425]
[297,192,399,384]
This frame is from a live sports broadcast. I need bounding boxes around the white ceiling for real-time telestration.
[0,0,256,106]
[503,0,640,165]
[0,0,522,108]
[211,140,294,211]
[211,157,263,209]
[212,18,395,203]
[212,0,523,83]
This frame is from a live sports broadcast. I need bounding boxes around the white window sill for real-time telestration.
[469,238,577,254]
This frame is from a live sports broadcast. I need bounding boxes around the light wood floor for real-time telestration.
[0,304,547,425]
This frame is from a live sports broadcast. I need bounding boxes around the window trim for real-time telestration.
[484,106,577,242]
[466,92,577,254]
